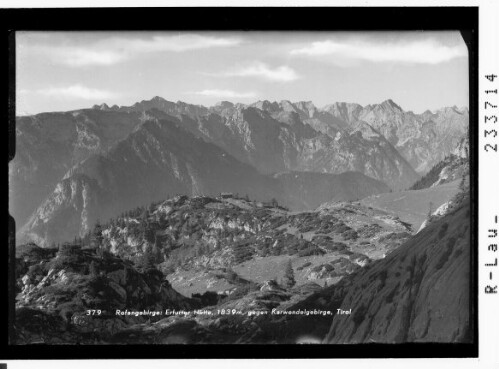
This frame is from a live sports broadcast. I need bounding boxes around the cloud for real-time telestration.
[32,34,242,67]
[191,89,257,99]
[35,85,118,100]
[290,38,467,65]
[207,62,300,82]
[122,34,242,53]
[49,48,124,67]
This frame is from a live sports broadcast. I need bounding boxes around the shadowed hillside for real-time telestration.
[323,196,471,343]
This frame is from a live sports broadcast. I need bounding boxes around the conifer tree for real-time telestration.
[141,243,157,271]
[282,260,296,288]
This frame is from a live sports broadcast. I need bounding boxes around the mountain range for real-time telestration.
[10,96,468,247]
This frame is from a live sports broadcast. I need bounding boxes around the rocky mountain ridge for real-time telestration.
[53,193,413,291]
[246,97,468,173]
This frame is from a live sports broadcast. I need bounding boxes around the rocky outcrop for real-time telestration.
[14,243,197,344]
[410,134,469,191]
[260,279,284,292]
[417,200,452,233]
[17,174,109,247]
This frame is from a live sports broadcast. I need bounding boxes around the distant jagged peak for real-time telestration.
[175,100,210,113]
[446,105,461,114]
[322,101,363,116]
[151,95,167,102]
[92,103,111,111]
[276,100,317,111]
[294,101,319,118]
[321,102,363,126]
[128,97,212,118]
[209,102,252,120]
[294,100,317,110]
[250,100,280,112]
[91,103,122,112]
[458,106,469,114]
[433,105,468,116]
[277,100,319,119]
[88,98,465,121]
[211,100,250,114]
[323,101,363,110]
[134,96,175,107]
[361,99,403,113]
[379,99,403,112]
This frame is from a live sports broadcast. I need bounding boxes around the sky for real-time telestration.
[16,31,469,115]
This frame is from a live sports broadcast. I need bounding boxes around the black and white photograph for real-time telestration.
[0,4,490,364]
[8,27,476,348]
